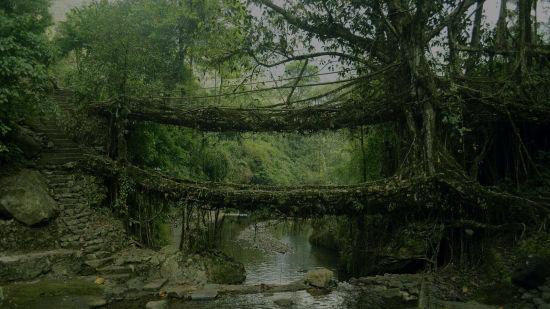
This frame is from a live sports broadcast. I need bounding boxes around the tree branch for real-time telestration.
[427,0,479,40]
[253,0,391,63]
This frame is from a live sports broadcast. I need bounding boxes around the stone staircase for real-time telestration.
[38,89,85,167]
[36,89,135,282]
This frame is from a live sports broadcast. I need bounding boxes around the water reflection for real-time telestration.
[216,218,340,285]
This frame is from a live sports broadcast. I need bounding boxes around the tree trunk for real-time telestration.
[496,0,508,46]
[466,0,484,74]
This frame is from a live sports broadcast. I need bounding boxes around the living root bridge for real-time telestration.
[87,98,405,132]
[81,155,546,222]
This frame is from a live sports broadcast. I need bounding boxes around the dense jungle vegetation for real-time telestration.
[1,0,550,280]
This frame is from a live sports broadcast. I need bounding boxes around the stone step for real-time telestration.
[84,244,104,254]
[55,193,83,200]
[43,132,71,138]
[44,173,74,180]
[143,279,168,292]
[63,211,92,220]
[44,147,81,153]
[98,265,134,275]
[56,198,86,204]
[42,152,83,158]
[62,217,85,227]
[47,182,74,189]
[87,251,113,260]
[46,139,78,147]
[58,207,87,213]
[41,169,74,175]
[85,256,114,269]
[53,187,81,193]
[46,138,77,143]
[40,157,83,165]
[40,129,65,134]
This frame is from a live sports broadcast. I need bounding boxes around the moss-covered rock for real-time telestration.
[473,282,521,306]
[303,268,334,288]
[1,279,104,308]
[205,252,246,284]
[0,169,59,226]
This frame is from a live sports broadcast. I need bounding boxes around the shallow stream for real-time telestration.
[168,217,410,309]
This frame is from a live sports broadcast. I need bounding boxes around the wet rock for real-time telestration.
[434,300,499,308]
[126,277,144,291]
[0,249,81,283]
[190,284,218,301]
[512,255,550,289]
[205,253,246,284]
[304,268,334,288]
[163,285,190,299]
[143,278,168,292]
[82,296,107,308]
[14,295,107,309]
[146,300,168,309]
[102,285,127,301]
[274,298,294,307]
[0,169,59,226]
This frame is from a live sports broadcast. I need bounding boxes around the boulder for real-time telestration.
[0,249,82,283]
[303,268,334,288]
[8,125,42,159]
[0,169,59,226]
[205,253,246,284]
[512,255,550,289]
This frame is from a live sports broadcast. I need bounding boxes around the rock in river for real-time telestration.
[303,268,334,288]
[0,169,59,226]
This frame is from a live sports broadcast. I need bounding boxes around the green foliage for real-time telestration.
[333,124,397,184]
[516,232,550,260]
[201,149,230,182]
[0,0,53,162]
[480,247,511,282]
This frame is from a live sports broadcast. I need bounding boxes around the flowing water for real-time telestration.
[168,217,411,309]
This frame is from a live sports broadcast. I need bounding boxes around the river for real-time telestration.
[168,217,411,309]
